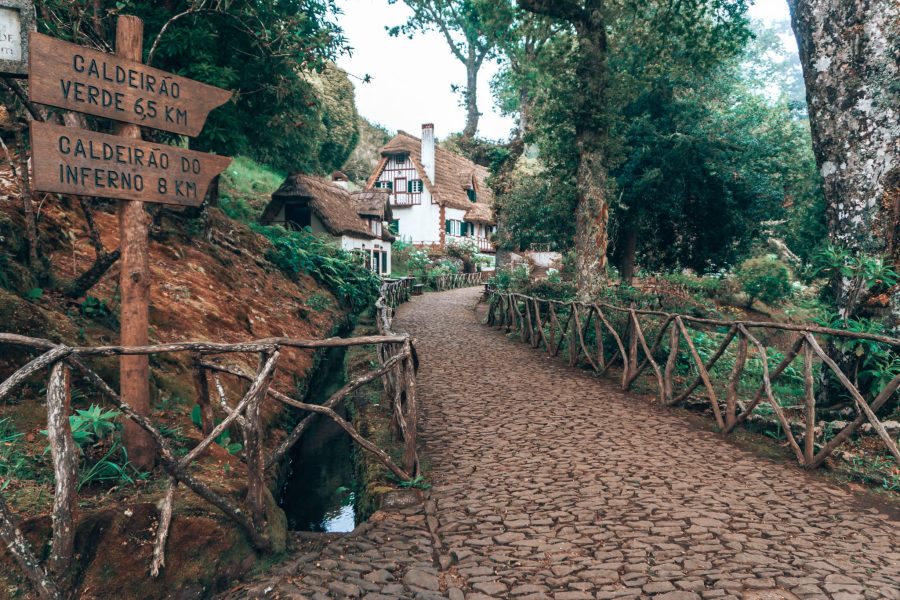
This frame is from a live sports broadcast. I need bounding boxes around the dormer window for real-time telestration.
[467,188,476,202]
[393,153,407,164]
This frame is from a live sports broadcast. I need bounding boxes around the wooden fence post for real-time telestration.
[45,361,76,590]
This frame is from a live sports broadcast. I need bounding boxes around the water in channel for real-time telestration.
[279,346,358,533]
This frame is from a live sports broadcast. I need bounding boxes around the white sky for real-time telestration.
[335,0,793,142]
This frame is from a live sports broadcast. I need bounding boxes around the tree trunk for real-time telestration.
[787,0,899,320]
[572,5,609,301]
[620,226,637,285]
[518,0,610,301]
[462,47,481,140]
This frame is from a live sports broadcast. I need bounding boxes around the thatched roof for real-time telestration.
[464,202,495,224]
[261,174,374,239]
[366,131,495,217]
[351,190,391,221]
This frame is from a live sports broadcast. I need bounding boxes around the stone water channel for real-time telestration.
[279,345,358,533]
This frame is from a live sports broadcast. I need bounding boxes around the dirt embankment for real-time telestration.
[0,172,349,598]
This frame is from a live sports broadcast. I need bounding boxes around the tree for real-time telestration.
[388,0,512,139]
[518,0,610,300]
[786,0,899,320]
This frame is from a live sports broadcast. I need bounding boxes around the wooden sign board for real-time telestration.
[0,0,33,76]
[30,121,231,206]
[29,32,231,136]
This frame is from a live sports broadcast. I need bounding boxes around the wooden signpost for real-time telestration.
[30,121,231,206]
[29,31,231,136]
[28,16,232,469]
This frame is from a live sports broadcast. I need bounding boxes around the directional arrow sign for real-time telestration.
[29,32,231,136]
[30,121,232,206]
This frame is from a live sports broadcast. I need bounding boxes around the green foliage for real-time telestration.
[76,441,144,491]
[493,171,576,251]
[816,315,900,406]
[256,225,379,312]
[342,119,392,184]
[306,293,333,312]
[40,405,145,490]
[219,156,286,223]
[662,272,723,297]
[812,245,898,316]
[67,405,121,447]
[0,418,35,480]
[734,257,792,306]
[525,278,576,301]
[488,265,531,292]
[446,239,492,272]
[25,287,43,300]
[390,474,431,490]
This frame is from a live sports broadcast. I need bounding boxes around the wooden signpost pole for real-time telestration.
[113,15,153,470]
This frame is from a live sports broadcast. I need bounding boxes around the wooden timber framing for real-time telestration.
[485,291,900,473]
[0,280,421,598]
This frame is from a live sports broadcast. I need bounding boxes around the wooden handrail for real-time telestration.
[486,290,900,473]
[0,282,422,596]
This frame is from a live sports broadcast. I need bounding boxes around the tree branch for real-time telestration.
[518,0,585,23]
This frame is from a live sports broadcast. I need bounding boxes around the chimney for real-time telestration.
[331,171,349,190]
[421,123,435,184]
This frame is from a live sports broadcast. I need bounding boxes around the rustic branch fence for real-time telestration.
[486,291,900,470]
[0,282,419,600]
[427,271,489,292]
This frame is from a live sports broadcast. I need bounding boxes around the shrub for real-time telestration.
[489,265,531,293]
[734,256,792,307]
[256,225,379,311]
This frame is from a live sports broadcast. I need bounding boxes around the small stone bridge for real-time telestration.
[223,287,900,600]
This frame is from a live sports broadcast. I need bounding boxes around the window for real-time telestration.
[284,203,311,231]
[393,154,407,164]
[370,219,382,236]
[381,251,388,274]
[467,188,476,203]
[375,180,392,191]
[394,177,407,194]
[445,219,463,236]
[460,222,469,237]
[408,179,424,193]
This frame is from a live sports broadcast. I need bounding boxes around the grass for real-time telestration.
[219,156,286,223]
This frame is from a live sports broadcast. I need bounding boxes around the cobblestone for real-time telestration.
[220,288,900,599]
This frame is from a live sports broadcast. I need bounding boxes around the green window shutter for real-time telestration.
[445,220,452,234]
[467,189,476,202]
[407,180,413,193]
[390,220,399,234]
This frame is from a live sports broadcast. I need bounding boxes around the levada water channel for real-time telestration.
[279,345,358,532]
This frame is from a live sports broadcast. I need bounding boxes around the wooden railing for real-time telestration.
[0,285,419,599]
[428,271,489,292]
[486,292,900,470]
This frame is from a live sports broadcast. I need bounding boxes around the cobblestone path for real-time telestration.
[222,287,900,600]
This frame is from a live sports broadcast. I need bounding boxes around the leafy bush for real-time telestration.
[257,225,379,311]
[41,405,145,490]
[734,256,792,307]
[525,279,576,301]
[489,265,531,293]
[811,245,898,315]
